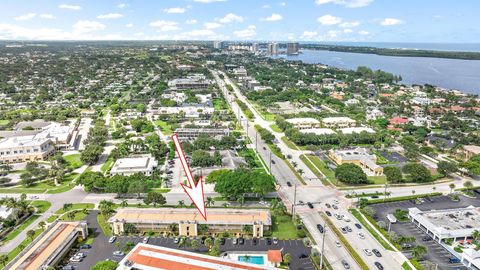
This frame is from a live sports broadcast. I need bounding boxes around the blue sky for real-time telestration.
[0,0,479,42]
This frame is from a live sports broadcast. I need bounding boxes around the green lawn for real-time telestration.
[5,228,43,265]
[55,203,95,215]
[368,176,387,184]
[0,119,9,126]
[271,213,298,239]
[350,209,393,251]
[281,136,299,150]
[64,154,83,169]
[29,200,52,214]
[47,214,59,223]
[213,99,228,110]
[0,173,78,194]
[97,213,113,237]
[302,155,336,183]
[300,155,331,186]
[60,210,89,221]
[154,120,174,135]
[1,214,39,242]
[269,124,282,133]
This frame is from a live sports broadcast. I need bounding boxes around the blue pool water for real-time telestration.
[238,255,265,265]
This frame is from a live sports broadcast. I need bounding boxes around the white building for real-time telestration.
[152,106,215,118]
[0,135,55,163]
[299,128,336,136]
[286,118,321,130]
[110,155,158,176]
[366,108,385,121]
[321,117,356,128]
[339,127,375,134]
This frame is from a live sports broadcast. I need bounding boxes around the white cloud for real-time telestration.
[262,13,283,22]
[14,13,36,21]
[358,30,369,35]
[279,2,287,6]
[163,7,186,14]
[149,20,180,32]
[262,4,270,8]
[134,32,145,37]
[97,13,123,19]
[339,21,360,28]
[204,22,223,29]
[233,25,256,38]
[380,18,404,26]
[117,3,127,8]
[58,4,81,10]
[317,14,342,25]
[301,31,318,39]
[186,19,198,24]
[40,14,56,19]
[327,30,339,38]
[193,0,226,3]
[218,13,244,23]
[343,28,353,33]
[125,23,134,28]
[315,0,373,8]
[73,20,106,33]
[173,29,218,40]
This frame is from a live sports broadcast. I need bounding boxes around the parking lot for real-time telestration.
[370,193,479,270]
[63,211,315,270]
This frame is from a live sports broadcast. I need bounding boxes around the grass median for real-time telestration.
[350,209,393,251]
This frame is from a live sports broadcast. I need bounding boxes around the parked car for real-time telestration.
[449,257,461,263]
[341,259,350,269]
[332,204,338,209]
[346,226,352,232]
[325,203,331,208]
[363,249,372,256]
[343,216,351,222]
[76,252,86,258]
[143,237,149,243]
[238,238,245,245]
[79,244,91,249]
[354,223,362,229]
[266,238,272,245]
[422,236,432,241]
[298,253,309,259]
[273,237,278,244]
[62,265,75,270]
[174,237,180,244]
[341,227,348,234]
[108,236,116,243]
[252,238,258,245]
[69,256,82,262]
[372,249,382,257]
[232,238,238,245]
[374,262,384,270]
[113,251,125,257]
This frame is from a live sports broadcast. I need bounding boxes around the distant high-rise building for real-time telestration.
[287,42,299,55]
[213,41,224,49]
[267,42,279,55]
[251,43,259,52]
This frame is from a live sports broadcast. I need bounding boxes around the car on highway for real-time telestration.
[374,262,384,270]
[113,251,125,257]
[363,249,372,256]
[316,224,324,233]
[332,204,338,209]
[343,216,351,222]
[325,211,332,216]
[341,227,348,234]
[341,259,350,269]
[358,232,365,239]
[307,202,314,209]
[354,223,362,229]
[108,236,116,243]
[286,181,292,187]
[372,249,382,257]
[335,241,341,247]
[325,203,331,208]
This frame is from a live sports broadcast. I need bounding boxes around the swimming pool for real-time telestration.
[238,255,265,265]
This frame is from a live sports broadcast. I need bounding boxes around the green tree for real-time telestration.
[384,166,403,183]
[26,229,35,240]
[412,245,428,260]
[437,161,458,176]
[143,192,166,207]
[91,260,118,270]
[190,239,200,251]
[449,183,456,194]
[334,163,368,184]
[0,254,8,266]
[38,221,46,230]
[283,253,292,265]
[99,200,115,216]
[402,163,432,183]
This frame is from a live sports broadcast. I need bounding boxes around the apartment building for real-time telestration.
[0,135,55,163]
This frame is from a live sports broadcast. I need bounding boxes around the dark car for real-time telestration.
[341,259,350,269]
[325,211,332,216]
[252,238,258,245]
[422,236,432,241]
[79,244,91,249]
[307,202,314,209]
[266,238,272,245]
[341,227,348,234]
[220,238,226,245]
[62,266,75,270]
[374,262,384,270]
[238,238,245,245]
[354,223,362,229]
[271,160,276,164]
[263,147,266,150]
[449,258,461,263]
[372,249,382,257]
[332,204,338,209]
[317,224,324,233]
[325,203,331,208]
[286,181,292,187]
[298,253,309,259]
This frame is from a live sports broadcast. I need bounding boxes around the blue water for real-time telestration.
[238,255,265,265]
[273,49,480,95]
[299,42,480,52]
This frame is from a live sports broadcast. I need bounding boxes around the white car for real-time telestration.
[335,241,341,248]
[333,199,339,204]
[69,256,82,262]
[358,232,365,239]
[143,237,149,243]
[108,236,116,243]
[363,249,372,256]
[343,216,351,222]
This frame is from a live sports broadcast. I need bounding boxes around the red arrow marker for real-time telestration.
[171,133,207,221]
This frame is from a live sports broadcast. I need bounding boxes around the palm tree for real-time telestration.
[206,197,215,207]
[464,181,474,191]
[0,254,7,266]
[38,221,46,230]
[204,238,213,249]
[120,200,128,208]
[178,200,185,207]
[99,200,114,216]
[449,183,456,194]
[190,239,200,251]
[412,245,427,260]
[26,229,36,241]
[63,203,73,212]
[472,230,480,243]
[297,169,304,175]
[67,211,76,220]
[283,253,292,265]
[292,161,298,168]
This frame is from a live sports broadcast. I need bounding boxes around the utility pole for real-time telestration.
[255,131,258,150]
[269,151,272,172]
[320,221,327,269]
[291,184,297,221]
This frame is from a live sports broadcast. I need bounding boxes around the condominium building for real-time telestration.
[328,148,383,176]
[213,41,224,49]
[321,117,356,128]
[168,78,210,90]
[110,155,158,176]
[286,42,299,55]
[109,208,271,237]
[0,135,55,163]
[457,145,480,160]
[5,221,88,270]
[267,42,279,55]
[116,244,279,270]
[174,128,230,141]
[286,117,321,130]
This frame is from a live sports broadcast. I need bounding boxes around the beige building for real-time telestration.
[6,221,88,270]
[109,208,271,237]
[457,145,480,160]
[286,117,321,130]
[110,155,158,176]
[322,117,356,128]
[328,148,383,176]
[0,135,55,163]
